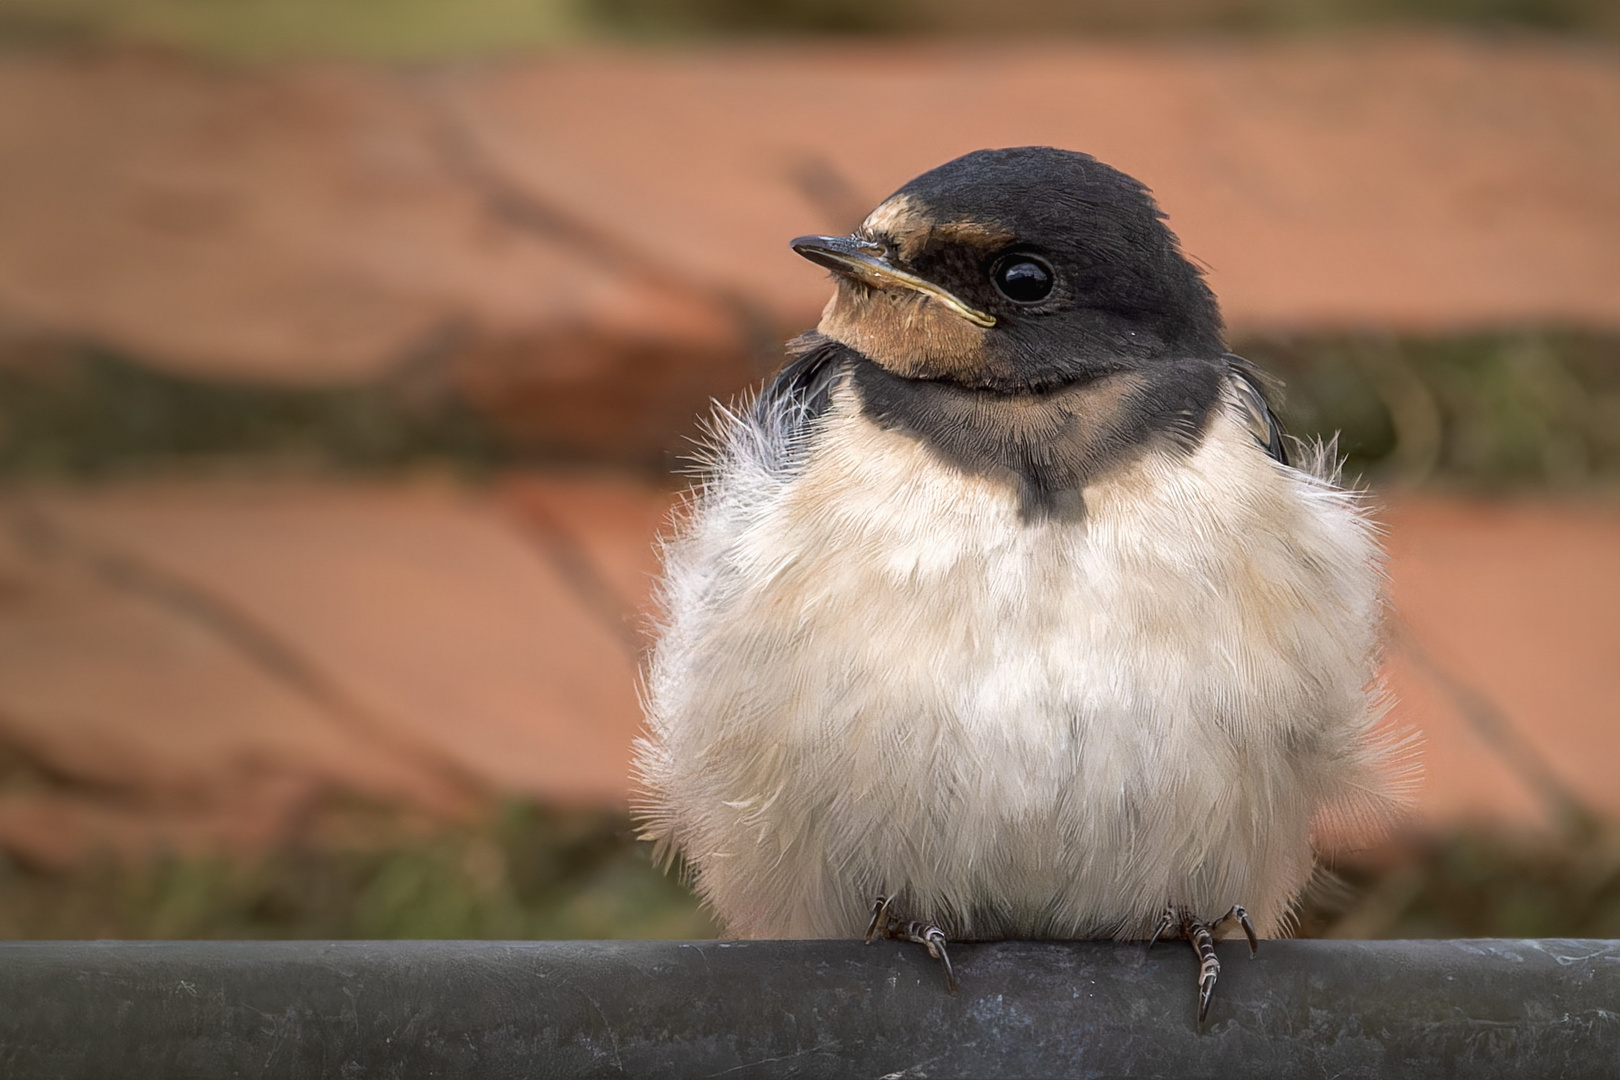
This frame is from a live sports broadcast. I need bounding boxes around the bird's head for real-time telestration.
[793,147,1224,392]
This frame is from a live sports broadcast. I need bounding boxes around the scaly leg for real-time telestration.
[1184,912,1221,1023]
[862,894,958,993]
[1148,903,1259,1022]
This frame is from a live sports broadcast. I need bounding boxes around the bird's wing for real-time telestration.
[753,332,850,434]
[1223,355,1290,467]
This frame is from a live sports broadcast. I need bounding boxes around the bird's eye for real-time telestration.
[991,255,1054,303]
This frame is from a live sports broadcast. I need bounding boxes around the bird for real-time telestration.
[634,146,1412,1022]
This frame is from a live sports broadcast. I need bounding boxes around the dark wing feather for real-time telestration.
[1223,354,1290,466]
[754,332,851,434]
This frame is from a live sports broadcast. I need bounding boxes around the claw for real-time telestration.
[905,921,959,994]
[1215,904,1259,958]
[1147,905,1175,949]
[1198,966,1218,1023]
[864,896,959,993]
[863,895,891,945]
[1151,904,1257,1024]
[924,927,958,994]
[1186,913,1221,1024]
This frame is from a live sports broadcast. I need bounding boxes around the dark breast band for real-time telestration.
[757,334,1282,521]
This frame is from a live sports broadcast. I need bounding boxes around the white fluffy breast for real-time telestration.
[637,380,1404,942]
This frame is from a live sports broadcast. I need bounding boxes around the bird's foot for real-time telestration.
[1148,904,1258,1023]
[863,894,959,994]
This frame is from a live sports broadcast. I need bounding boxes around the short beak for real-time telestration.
[791,234,997,328]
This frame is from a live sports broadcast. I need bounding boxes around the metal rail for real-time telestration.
[2,938,1616,1078]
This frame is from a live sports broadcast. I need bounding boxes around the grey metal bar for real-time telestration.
[0,939,1616,1079]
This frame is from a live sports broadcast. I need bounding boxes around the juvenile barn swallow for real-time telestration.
[636,147,1410,1021]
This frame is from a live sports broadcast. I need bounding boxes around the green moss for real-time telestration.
[4,330,1617,491]
[0,346,511,479]
[4,805,1616,941]
[0,0,589,63]
[0,0,1612,63]
[592,0,1619,40]
[1233,329,1620,491]
[1296,823,1620,939]
[0,803,715,940]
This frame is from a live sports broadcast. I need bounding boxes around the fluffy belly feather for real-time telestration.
[638,394,1394,943]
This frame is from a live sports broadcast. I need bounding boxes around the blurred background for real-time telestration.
[0,0,1616,941]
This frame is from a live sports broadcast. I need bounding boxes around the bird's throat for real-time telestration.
[818,282,993,384]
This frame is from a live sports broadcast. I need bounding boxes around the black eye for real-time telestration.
[991,255,1054,303]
